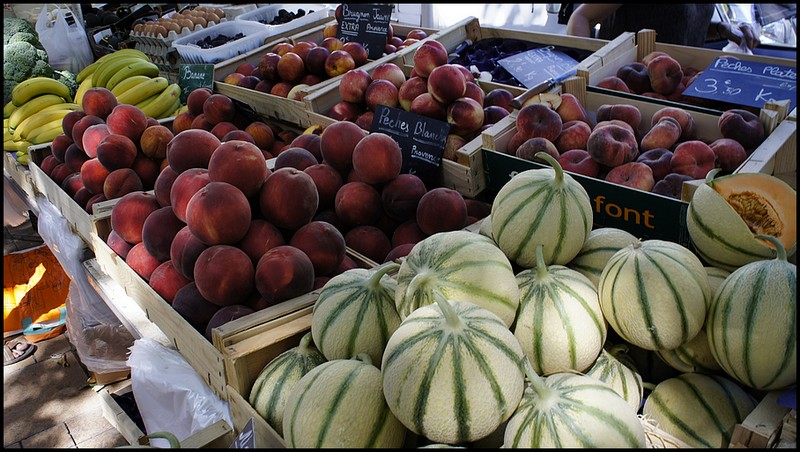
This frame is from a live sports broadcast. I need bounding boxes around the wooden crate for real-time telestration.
[27,144,120,251]
[223,315,310,448]
[730,391,793,448]
[3,150,37,207]
[98,379,235,448]
[480,78,794,247]
[400,16,634,92]
[577,29,797,111]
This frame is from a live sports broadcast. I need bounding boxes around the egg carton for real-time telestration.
[129,10,229,60]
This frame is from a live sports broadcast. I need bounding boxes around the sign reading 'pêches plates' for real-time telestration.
[178,64,214,104]
[371,104,450,189]
[498,46,580,89]
[336,4,393,60]
[684,56,796,111]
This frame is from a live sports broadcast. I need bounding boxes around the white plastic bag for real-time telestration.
[127,338,233,448]
[35,4,94,74]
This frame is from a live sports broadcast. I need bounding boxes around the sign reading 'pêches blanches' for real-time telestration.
[336,4,393,60]
[371,105,450,189]
[684,56,796,111]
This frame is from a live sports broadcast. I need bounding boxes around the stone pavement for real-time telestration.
[3,332,129,448]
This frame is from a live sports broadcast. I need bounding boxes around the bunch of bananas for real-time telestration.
[75,48,183,120]
[4,77,79,164]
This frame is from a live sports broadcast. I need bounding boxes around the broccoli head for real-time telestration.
[54,70,78,98]
[4,41,40,82]
[37,48,49,61]
[8,32,41,49]
[4,80,19,105]
[30,59,54,79]
[4,18,36,37]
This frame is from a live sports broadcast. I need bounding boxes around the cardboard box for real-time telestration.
[480,80,794,248]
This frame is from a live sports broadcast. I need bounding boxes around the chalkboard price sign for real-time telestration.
[178,64,215,104]
[370,105,450,188]
[336,4,393,60]
[684,56,796,111]
[498,46,580,89]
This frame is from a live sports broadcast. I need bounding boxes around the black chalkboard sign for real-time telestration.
[684,57,796,111]
[230,418,255,448]
[178,64,214,104]
[370,105,450,188]
[497,46,580,89]
[336,4,393,60]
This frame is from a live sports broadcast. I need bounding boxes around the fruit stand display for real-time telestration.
[7,5,796,449]
[211,16,438,126]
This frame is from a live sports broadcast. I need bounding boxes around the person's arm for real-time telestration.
[566,4,624,38]
[709,20,760,50]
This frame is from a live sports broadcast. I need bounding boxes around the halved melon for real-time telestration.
[687,169,796,271]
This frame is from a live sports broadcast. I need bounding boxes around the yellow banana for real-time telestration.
[111,75,151,97]
[158,97,182,120]
[105,60,160,91]
[117,77,169,106]
[16,152,30,165]
[94,56,149,89]
[14,108,72,140]
[76,48,149,83]
[8,93,67,130]
[5,139,31,153]
[135,93,161,110]
[75,75,94,108]
[12,77,73,106]
[140,83,181,119]
[27,118,65,144]
[174,104,189,116]
[4,101,16,119]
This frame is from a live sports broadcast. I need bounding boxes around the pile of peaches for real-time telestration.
[326,39,519,161]
[101,89,491,339]
[220,18,430,101]
[506,91,766,198]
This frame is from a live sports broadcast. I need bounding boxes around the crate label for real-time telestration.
[371,105,450,189]
[483,150,692,248]
[684,57,796,111]
[336,4,393,60]
[498,46,580,89]
[178,64,214,104]
[231,418,255,448]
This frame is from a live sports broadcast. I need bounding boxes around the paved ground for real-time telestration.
[4,217,129,448]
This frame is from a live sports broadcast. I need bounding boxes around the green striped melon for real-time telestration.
[568,227,638,288]
[514,244,606,375]
[706,234,796,391]
[687,170,797,271]
[394,230,519,327]
[491,151,592,268]
[583,344,643,412]
[704,266,732,296]
[598,239,711,351]
[282,353,407,448]
[503,359,646,447]
[311,263,401,364]
[642,373,757,448]
[655,327,722,374]
[381,298,525,445]
[248,332,326,436]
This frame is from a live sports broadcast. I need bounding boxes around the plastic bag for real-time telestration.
[127,338,233,448]
[35,4,94,74]
[65,280,134,374]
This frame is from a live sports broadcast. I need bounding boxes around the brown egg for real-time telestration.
[143,23,154,35]
[213,8,224,18]
[163,20,180,35]
[175,17,193,31]
[204,12,221,24]
[194,6,208,13]
[189,14,207,28]
[133,23,144,33]
[153,24,168,38]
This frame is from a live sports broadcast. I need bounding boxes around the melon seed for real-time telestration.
[726,192,781,237]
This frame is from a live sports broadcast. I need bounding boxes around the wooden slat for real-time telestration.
[730,391,792,448]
